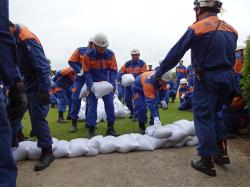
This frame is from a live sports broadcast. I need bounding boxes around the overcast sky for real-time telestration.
[9,0,250,70]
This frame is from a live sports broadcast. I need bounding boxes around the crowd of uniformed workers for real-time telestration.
[0,0,249,186]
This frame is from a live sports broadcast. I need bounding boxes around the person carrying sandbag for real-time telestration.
[81,33,119,139]
[120,49,148,121]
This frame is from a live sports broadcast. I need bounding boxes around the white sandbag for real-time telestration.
[91,81,113,98]
[117,134,139,153]
[99,136,120,154]
[86,141,99,157]
[145,125,155,136]
[121,74,135,87]
[145,125,172,139]
[114,95,126,118]
[52,137,59,151]
[173,136,193,148]
[13,141,31,162]
[89,135,103,148]
[164,124,187,142]
[97,99,106,122]
[130,133,143,140]
[154,126,173,139]
[79,84,88,99]
[53,140,70,158]
[173,120,196,136]
[28,142,41,160]
[137,135,167,151]
[186,136,199,146]
[68,138,89,158]
[78,99,87,120]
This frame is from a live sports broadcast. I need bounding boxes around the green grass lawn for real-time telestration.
[22,101,193,140]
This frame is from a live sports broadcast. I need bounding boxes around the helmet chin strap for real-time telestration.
[195,8,205,21]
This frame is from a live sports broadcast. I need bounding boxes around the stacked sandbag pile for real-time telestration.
[12,120,199,162]
[78,95,130,122]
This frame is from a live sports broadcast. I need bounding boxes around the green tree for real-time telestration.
[241,35,250,126]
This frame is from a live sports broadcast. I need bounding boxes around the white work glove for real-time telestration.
[154,117,162,129]
[181,93,185,100]
[51,80,55,86]
[160,100,168,109]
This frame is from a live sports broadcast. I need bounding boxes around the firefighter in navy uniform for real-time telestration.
[0,0,28,185]
[154,0,238,177]
[9,22,54,172]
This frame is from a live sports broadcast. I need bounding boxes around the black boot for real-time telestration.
[34,146,54,172]
[12,133,19,148]
[88,127,96,139]
[106,122,119,137]
[57,111,65,123]
[139,122,146,134]
[191,156,216,177]
[66,113,72,120]
[70,119,78,133]
[214,140,230,165]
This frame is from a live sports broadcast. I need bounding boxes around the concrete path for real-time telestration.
[17,137,250,187]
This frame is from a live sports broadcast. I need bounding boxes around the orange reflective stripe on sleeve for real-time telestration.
[61,67,74,76]
[109,55,118,71]
[19,27,41,44]
[141,63,148,72]
[82,55,90,72]
[68,49,80,62]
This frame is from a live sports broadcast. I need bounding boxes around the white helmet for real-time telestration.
[236,46,245,51]
[131,49,140,55]
[194,0,222,11]
[88,37,94,44]
[161,71,172,82]
[180,78,188,84]
[93,33,109,48]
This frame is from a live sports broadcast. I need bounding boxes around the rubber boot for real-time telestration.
[139,122,146,134]
[106,122,119,137]
[57,111,65,123]
[191,156,216,177]
[66,112,72,120]
[88,127,96,139]
[34,146,54,172]
[70,119,78,133]
[12,133,19,148]
[214,140,230,165]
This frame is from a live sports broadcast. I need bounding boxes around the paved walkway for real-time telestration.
[17,137,250,187]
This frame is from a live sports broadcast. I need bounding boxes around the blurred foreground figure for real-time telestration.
[0,0,28,186]
[9,22,54,172]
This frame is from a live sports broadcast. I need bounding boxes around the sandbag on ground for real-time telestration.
[28,142,41,160]
[137,135,168,151]
[173,136,193,148]
[173,120,196,136]
[186,136,199,146]
[68,138,89,158]
[13,120,197,161]
[53,140,70,158]
[99,136,120,154]
[117,134,140,153]
[145,125,172,139]
[13,141,31,161]
[164,124,187,142]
